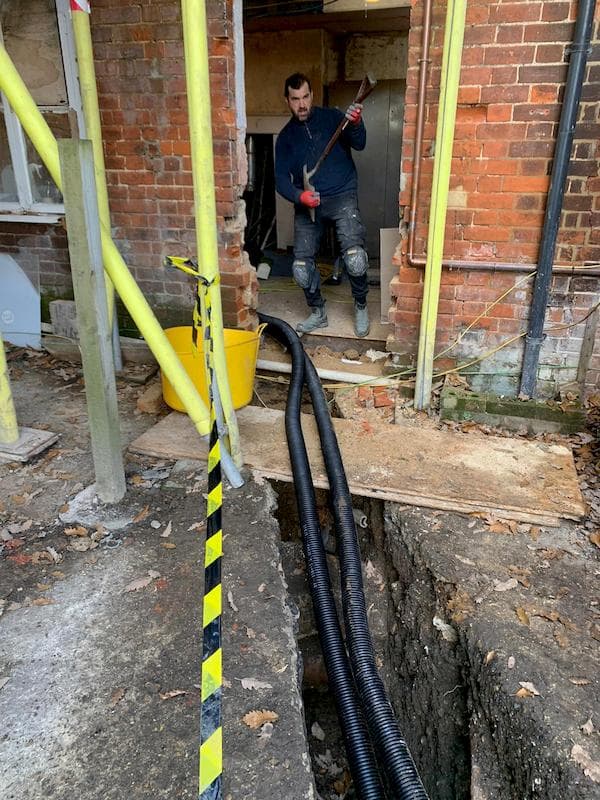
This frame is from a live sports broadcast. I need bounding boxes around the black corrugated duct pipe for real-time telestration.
[258,313,386,799]
[301,350,429,800]
[259,313,429,800]
[519,0,597,397]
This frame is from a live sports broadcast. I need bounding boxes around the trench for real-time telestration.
[269,480,473,800]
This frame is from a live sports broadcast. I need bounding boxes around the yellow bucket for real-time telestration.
[161,325,264,412]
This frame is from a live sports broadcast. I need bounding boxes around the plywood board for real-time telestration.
[129,407,585,527]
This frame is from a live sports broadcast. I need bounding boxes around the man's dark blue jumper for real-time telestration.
[275,106,366,204]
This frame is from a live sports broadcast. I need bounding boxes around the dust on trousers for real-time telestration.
[291,192,369,307]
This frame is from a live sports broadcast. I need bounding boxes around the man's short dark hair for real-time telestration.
[284,72,312,98]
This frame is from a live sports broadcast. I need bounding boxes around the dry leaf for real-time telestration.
[161,542,177,550]
[516,607,530,625]
[133,505,150,523]
[160,521,172,538]
[31,598,54,606]
[485,651,496,665]
[242,709,279,729]
[518,681,540,696]
[110,688,126,707]
[581,718,595,735]
[589,531,600,548]
[227,591,238,612]
[494,578,518,592]
[240,678,273,691]
[64,525,88,537]
[530,526,540,541]
[123,570,160,593]
[159,689,186,700]
[187,521,206,532]
[571,744,600,783]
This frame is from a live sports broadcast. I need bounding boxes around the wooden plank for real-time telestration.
[59,139,126,504]
[129,407,585,526]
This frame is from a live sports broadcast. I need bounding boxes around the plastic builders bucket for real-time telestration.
[161,325,263,412]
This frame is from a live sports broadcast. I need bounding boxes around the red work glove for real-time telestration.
[345,102,363,125]
[299,190,320,208]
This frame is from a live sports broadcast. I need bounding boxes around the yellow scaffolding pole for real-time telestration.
[181,0,242,467]
[0,44,211,437]
[0,329,19,445]
[414,0,467,409]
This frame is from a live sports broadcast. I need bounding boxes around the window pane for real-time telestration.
[26,112,70,204]
[0,112,18,203]
[2,0,68,106]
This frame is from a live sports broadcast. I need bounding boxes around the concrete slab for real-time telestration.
[0,475,316,800]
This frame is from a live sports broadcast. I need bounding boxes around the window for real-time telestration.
[0,0,83,220]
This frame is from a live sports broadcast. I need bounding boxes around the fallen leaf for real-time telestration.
[311,721,326,741]
[227,591,238,612]
[518,681,540,696]
[242,709,279,729]
[110,688,126,707]
[530,526,540,541]
[187,521,206,532]
[31,598,54,606]
[7,553,32,565]
[161,542,177,550]
[494,578,518,592]
[516,607,530,626]
[240,678,273,691]
[257,721,274,741]
[554,628,569,648]
[159,689,187,701]
[64,525,88,537]
[133,505,150,523]
[571,744,600,782]
[485,651,495,665]
[581,718,595,736]
[123,570,161,593]
[4,539,24,551]
[589,531,600,548]
[160,521,172,538]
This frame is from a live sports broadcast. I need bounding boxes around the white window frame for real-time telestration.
[0,0,84,223]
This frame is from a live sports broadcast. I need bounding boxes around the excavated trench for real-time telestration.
[269,480,597,800]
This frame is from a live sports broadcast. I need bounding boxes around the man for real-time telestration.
[275,72,370,337]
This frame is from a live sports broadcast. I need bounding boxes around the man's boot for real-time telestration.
[296,304,328,335]
[354,302,370,337]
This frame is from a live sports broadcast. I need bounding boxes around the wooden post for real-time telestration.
[58,139,126,503]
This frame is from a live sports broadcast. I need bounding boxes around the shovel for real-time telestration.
[302,73,377,222]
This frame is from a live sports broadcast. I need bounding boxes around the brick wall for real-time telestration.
[0,0,256,331]
[395,0,600,397]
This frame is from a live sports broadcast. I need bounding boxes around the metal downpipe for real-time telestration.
[519,0,597,397]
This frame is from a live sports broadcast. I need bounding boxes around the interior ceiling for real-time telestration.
[243,6,410,34]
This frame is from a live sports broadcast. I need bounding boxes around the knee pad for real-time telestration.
[292,258,315,289]
[343,246,368,277]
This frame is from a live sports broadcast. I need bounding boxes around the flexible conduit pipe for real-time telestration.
[302,349,429,800]
[260,313,428,800]
[259,313,385,799]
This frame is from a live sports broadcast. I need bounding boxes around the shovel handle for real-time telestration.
[306,74,377,182]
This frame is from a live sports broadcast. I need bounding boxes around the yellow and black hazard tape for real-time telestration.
[165,256,224,798]
[197,283,223,799]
